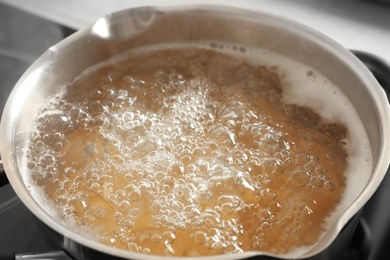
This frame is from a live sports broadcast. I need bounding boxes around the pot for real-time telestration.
[0,5,389,260]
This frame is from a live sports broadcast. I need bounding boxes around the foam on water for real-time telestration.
[233,44,373,224]
[24,41,372,257]
[208,42,372,224]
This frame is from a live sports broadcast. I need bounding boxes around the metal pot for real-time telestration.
[1,5,389,260]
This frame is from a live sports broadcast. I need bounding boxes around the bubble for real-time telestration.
[260,158,284,175]
[312,177,324,188]
[287,170,311,187]
[119,236,129,245]
[95,207,110,219]
[150,233,162,243]
[130,208,141,218]
[98,175,113,185]
[54,142,64,151]
[82,212,96,224]
[194,231,206,245]
[258,222,270,231]
[127,242,140,252]
[325,181,337,191]
[124,219,135,228]
[258,133,282,152]
[142,248,151,254]
[304,162,315,172]
[221,203,234,216]
[38,110,71,133]
[267,192,277,201]
[63,167,76,177]
[107,193,118,204]
[25,44,359,257]
[128,190,141,201]
[113,225,125,235]
[256,208,272,221]
[218,195,241,207]
[68,198,87,213]
[208,125,237,146]
[101,232,116,246]
[164,247,175,256]
[131,135,162,159]
[212,243,225,254]
[90,182,100,192]
[180,155,192,165]
[89,100,108,114]
[118,200,130,213]
[296,153,310,165]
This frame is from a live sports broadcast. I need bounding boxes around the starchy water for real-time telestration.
[25,42,372,256]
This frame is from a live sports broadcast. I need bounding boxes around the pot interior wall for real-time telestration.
[15,4,381,203]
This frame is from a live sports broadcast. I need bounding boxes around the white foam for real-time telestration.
[231,43,373,239]
[241,46,372,225]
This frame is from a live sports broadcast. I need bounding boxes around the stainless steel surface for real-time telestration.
[0,0,64,187]
[15,251,73,260]
[0,5,389,260]
[0,0,389,63]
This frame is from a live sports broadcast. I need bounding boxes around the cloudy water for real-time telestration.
[24,42,372,256]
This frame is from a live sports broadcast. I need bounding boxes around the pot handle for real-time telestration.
[0,157,9,187]
[0,251,74,260]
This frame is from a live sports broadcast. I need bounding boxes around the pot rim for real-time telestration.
[1,4,389,260]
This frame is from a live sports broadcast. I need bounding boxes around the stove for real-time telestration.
[0,3,66,258]
[0,2,390,260]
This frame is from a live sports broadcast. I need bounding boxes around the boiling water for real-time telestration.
[25,42,372,256]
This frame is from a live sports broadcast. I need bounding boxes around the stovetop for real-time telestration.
[1,2,390,260]
[0,2,66,256]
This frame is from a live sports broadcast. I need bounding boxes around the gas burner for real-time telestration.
[352,50,390,92]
